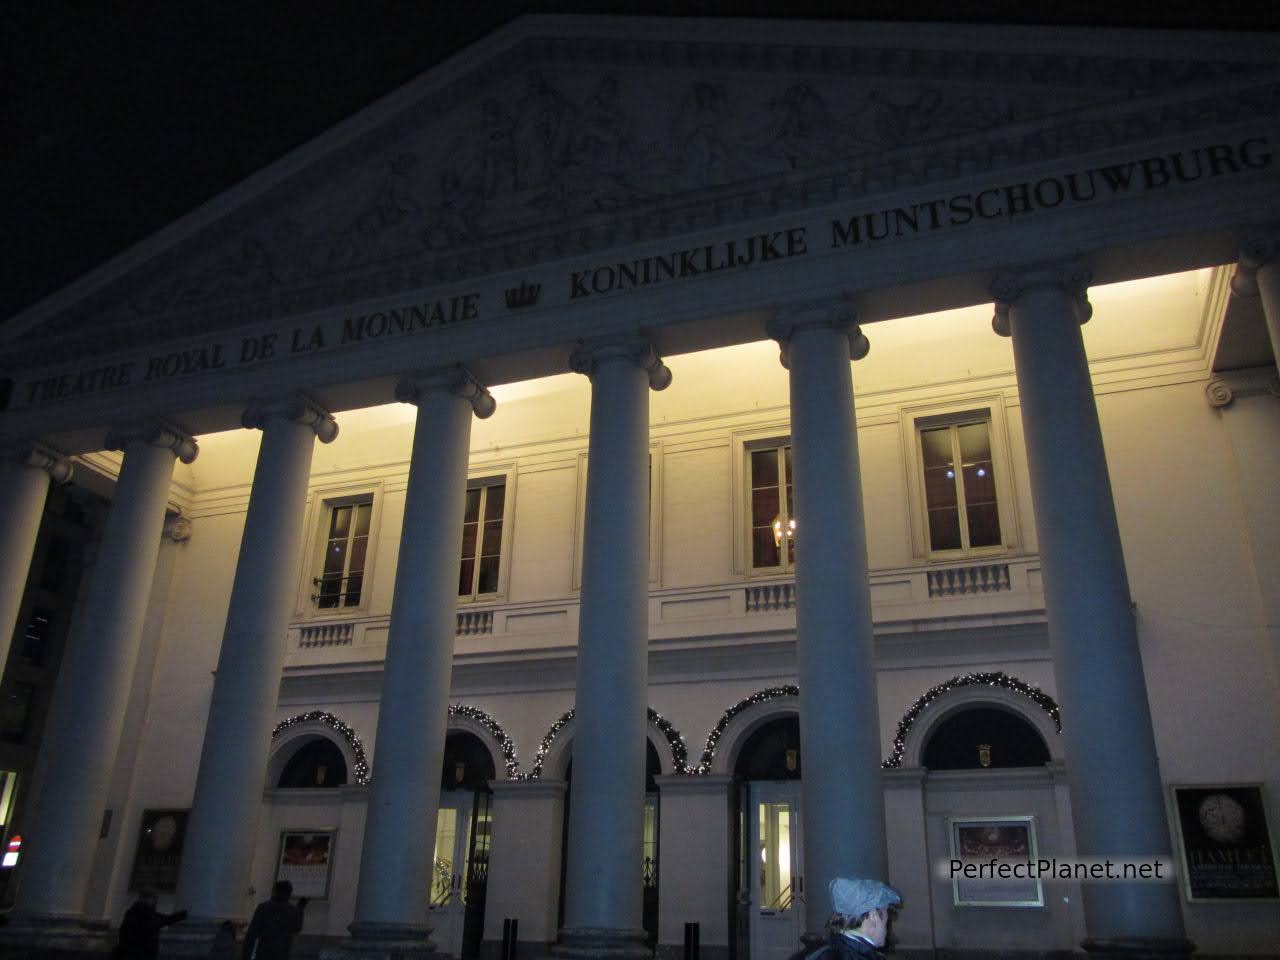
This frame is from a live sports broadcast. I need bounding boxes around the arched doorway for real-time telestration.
[558,739,664,949]
[432,731,496,960]
[733,715,803,960]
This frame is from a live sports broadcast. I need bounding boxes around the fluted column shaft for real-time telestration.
[176,397,337,924]
[560,338,669,958]
[0,446,72,672]
[349,368,493,948]
[768,304,886,919]
[994,264,1186,948]
[16,423,196,917]
[1232,231,1280,378]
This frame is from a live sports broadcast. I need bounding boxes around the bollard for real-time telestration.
[502,917,519,960]
[683,922,700,960]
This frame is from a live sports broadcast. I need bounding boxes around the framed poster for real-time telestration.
[129,809,188,892]
[1172,784,1279,902]
[276,830,336,899]
[948,815,1044,907]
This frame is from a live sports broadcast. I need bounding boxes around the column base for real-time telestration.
[159,916,239,958]
[553,926,651,960]
[1082,938,1196,959]
[0,912,113,957]
[320,921,440,960]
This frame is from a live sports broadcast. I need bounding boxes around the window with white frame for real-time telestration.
[919,419,1000,551]
[902,401,1018,559]
[314,497,373,609]
[458,479,506,600]
[748,442,795,572]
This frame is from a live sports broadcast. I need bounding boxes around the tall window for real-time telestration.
[315,499,372,608]
[750,445,795,571]
[459,482,505,599]
[919,418,1001,552]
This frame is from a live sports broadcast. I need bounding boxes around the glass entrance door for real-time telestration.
[748,781,804,960]
[430,790,492,959]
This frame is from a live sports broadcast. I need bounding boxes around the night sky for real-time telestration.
[4,1,1277,324]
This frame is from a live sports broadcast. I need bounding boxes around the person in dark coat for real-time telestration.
[799,877,902,960]
[113,888,188,960]
[241,880,308,960]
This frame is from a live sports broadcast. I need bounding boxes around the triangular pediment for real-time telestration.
[7,16,1279,362]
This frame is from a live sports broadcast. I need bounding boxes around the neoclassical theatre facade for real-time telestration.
[1,15,1279,960]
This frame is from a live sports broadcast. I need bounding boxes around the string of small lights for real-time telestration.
[271,710,371,785]
[528,707,691,778]
[883,671,1062,769]
[696,685,799,774]
[449,703,521,779]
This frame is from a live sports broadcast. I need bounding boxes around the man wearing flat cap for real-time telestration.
[803,876,902,960]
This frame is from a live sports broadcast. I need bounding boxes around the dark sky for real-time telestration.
[4,1,1277,323]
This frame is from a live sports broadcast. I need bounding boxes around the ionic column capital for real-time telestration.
[1230,228,1280,297]
[241,393,339,443]
[395,365,496,418]
[766,299,869,368]
[569,336,672,390]
[2,442,74,485]
[105,420,199,464]
[991,261,1093,336]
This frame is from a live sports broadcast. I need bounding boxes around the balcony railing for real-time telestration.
[287,555,1041,662]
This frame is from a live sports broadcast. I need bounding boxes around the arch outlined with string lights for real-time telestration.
[887,671,1063,769]
[448,702,521,780]
[529,707,690,779]
[270,710,370,786]
[697,684,800,775]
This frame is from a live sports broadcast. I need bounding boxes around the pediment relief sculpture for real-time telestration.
[14,29,1277,347]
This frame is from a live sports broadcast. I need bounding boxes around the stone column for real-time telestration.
[766,303,886,926]
[558,337,670,960]
[992,262,1190,956]
[343,367,495,958]
[0,444,72,670]
[8,422,196,946]
[167,396,337,951]
[1232,229,1280,378]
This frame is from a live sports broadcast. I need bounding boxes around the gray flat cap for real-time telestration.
[830,877,902,917]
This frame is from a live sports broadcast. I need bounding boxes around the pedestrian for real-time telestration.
[802,877,902,960]
[113,888,188,960]
[241,880,308,960]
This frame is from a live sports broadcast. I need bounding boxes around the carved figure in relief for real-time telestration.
[479,98,517,197]
[513,70,575,189]
[270,220,326,284]
[673,81,734,185]
[866,88,944,147]
[757,82,839,170]
[571,75,634,173]
[172,236,275,307]
[422,169,482,249]
[327,153,424,268]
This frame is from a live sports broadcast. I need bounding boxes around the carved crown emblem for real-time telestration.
[505,281,541,309]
